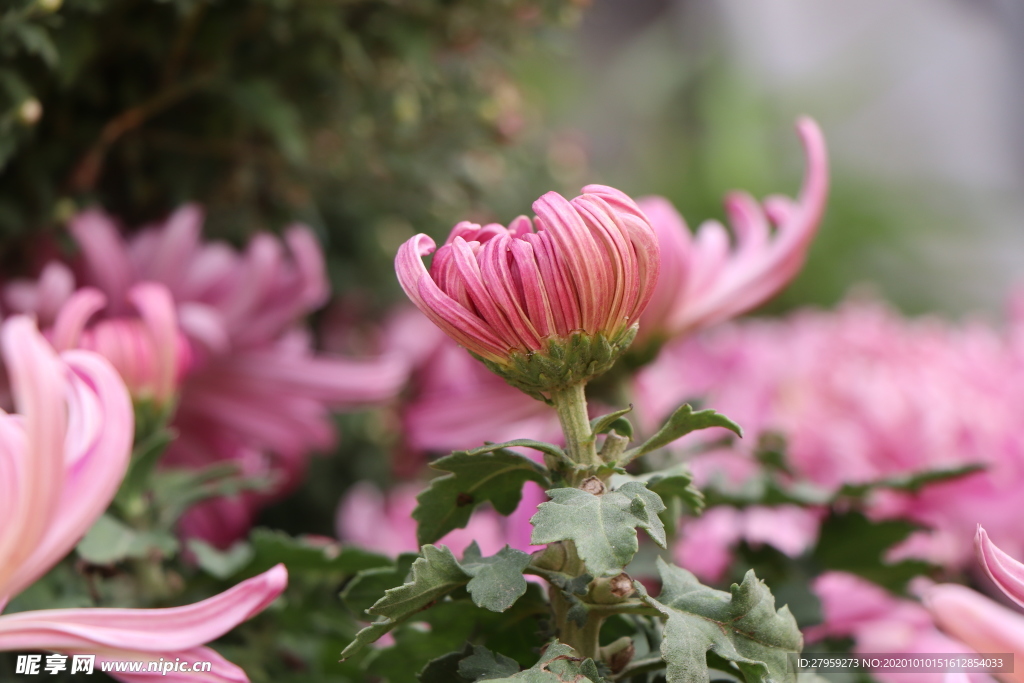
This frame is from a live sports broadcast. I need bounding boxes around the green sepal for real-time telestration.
[478,326,638,401]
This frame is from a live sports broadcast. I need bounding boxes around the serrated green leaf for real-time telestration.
[613,465,706,537]
[481,642,604,682]
[461,542,531,612]
[419,645,474,683]
[635,558,802,683]
[343,544,535,659]
[458,644,521,680]
[376,583,550,683]
[414,449,550,545]
[530,482,666,577]
[590,406,634,439]
[76,514,179,565]
[367,545,468,620]
[620,404,742,465]
[343,545,469,659]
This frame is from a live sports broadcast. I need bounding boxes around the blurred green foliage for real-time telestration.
[0,0,584,298]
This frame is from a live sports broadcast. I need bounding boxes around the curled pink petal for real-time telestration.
[637,117,829,345]
[0,565,286,652]
[976,525,1024,609]
[2,348,133,599]
[0,317,68,599]
[50,288,107,351]
[0,567,286,683]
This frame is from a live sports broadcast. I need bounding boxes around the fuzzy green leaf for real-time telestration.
[342,544,535,659]
[461,542,531,612]
[530,482,666,577]
[341,554,418,616]
[480,642,604,682]
[635,558,802,683]
[458,645,522,680]
[342,545,469,659]
[415,449,550,546]
[621,404,742,465]
[612,465,705,537]
[419,648,473,683]
[367,545,469,621]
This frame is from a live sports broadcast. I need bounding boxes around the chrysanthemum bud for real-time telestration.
[396,185,659,399]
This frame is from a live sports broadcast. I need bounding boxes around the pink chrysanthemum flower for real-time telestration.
[0,316,286,683]
[4,206,408,546]
[635,117,828,352]
[396,185,659,399]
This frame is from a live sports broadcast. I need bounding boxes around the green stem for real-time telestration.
[550,383,598,468]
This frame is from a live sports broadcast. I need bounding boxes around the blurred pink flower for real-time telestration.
[926,584,1024,683]
[674,505,821,582]
[4,206,408,547]
[0,316,286,683]
[335,481,545,557]
[637,298,1024,570]
[394,310,563,455]
[635,118,828,348]
[810,572,992,683]
[43,281,188,406]
[395,185,659,394]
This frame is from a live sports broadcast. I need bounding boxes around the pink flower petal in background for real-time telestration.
[925,583,1024,683]
[3,205,408,547]
[637,298,1024,571]
[335,481,544,557]
[811,572,990,683]
[380,308,562,476]
[673,505,820,582]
